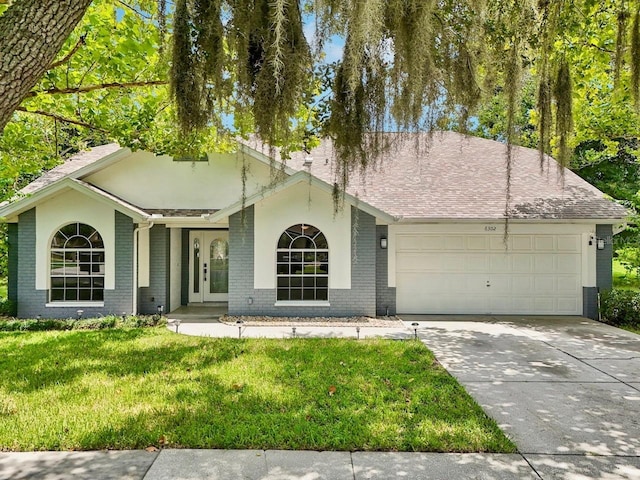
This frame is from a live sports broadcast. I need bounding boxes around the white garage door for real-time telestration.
[396,234,582,315]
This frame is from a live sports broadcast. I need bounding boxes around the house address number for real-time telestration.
[484,226,497,231]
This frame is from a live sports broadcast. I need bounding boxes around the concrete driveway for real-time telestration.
[404,315,640,479]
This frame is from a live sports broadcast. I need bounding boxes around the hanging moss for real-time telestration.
[615,2,629,88]
[553,58,573,167]
[167,0,640,195]
[632,7,640,105]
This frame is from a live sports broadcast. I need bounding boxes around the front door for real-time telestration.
[189,230,229,303]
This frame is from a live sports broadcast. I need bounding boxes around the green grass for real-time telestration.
[621,325,640,335]
[613,259,640,291]
[0,328,514,453]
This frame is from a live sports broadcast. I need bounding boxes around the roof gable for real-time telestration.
[0,177,147,222]
[205,170,395,224]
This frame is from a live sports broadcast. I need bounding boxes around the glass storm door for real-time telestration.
[189,231,229,303]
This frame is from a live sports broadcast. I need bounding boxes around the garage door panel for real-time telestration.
[466,254,489,271]
[556,254,580,272]
[533,255,555,273]
[467,236,488,250]
[508,275,533,292]
[512,255,533,273]
[532,297,555,313]
[446,236,466,250]
[397,253,438,271]
[557,297,580,313]
[490,236,508,250]
[534,236,555,251]
[396,233,582,315]
[557,236,580,252]
[556,275,580,294]
[397,235,422,251]
[534,276,557,295]
[512,236,533,251]
[489,255,511,273]
[422,236,445,250]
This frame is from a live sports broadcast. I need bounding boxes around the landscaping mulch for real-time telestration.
[220,315,404,327]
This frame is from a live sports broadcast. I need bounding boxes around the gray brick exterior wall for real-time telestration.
[103,211,134,315]
[581,224,615,320]
[583,286,599,320]
[376,225,396,316]
[596,224,613,291]
[7,222,18,314]
[15,210,135,319]
[228,205,377,316]
[16,208,46,318]
[138,224,169,315]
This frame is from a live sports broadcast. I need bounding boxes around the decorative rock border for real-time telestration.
[220,315,404,327]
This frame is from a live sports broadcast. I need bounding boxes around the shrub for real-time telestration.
[0,298,16,316]
[0,315,166,332]
[599,289,640,328]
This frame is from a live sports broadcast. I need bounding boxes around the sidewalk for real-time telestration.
[0,448,540,479]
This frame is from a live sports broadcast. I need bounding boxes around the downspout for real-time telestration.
[132,221,153,315]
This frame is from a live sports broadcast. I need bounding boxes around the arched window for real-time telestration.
[50,223,105,302]
[276,224,328,301]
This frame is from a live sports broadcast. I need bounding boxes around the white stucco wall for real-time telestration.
[254,182,352,290]
[36,189,116,290]
[85,151,274,209]
[387,222,597,288]
[138,227,150,287]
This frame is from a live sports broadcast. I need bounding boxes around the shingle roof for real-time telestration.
[19,143,122,195]
[12,134,628,221]
[285,132,628,220]
[144,208,219,217]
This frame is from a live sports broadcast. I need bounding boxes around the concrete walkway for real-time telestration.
[408,315,640,479]
[1,316,639,479]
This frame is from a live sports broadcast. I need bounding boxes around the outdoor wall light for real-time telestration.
[380,237,388,249]
[247,297,253,305]
[157,305,164,315]
[356,326,360,340]
[292,327,297,338]
[597,238,606,250]
[77,309,83,319]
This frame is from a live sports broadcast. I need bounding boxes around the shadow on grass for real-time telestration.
[0,330,514,453]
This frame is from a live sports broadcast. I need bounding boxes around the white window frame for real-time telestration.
[276,223,329,302]
[49,222,105,305]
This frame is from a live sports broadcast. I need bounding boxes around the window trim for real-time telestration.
[49,222,105,304]
[276,223,329,302]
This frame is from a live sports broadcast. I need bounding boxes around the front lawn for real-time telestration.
[0,328,514,453]
[613,258,640,291]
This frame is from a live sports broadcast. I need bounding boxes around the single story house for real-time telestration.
[0,132,627,319]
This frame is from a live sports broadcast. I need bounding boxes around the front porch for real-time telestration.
[167,303,228,322]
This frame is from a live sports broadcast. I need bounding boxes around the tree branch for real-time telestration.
[25,80,168,98]
[116,1,153,20]
[16,106,108,132]
[48,34,87,70]
[583,42,615,54]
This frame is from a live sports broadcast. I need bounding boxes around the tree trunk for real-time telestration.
[0,0,92,133]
